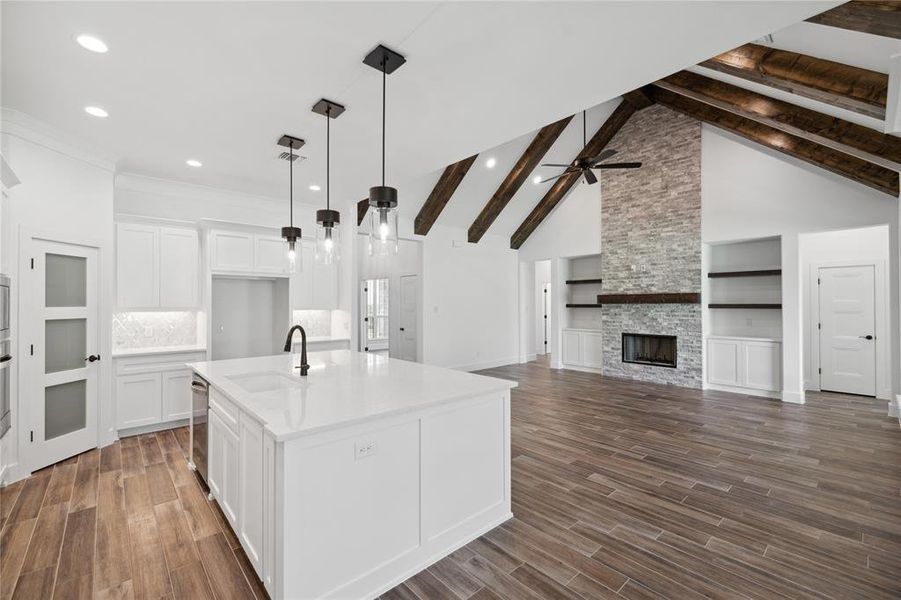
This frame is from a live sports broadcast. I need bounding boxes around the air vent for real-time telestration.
[278,153,306,162]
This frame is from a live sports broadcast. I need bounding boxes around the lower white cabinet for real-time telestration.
[706,336,781,394]
[561,329,603,370]
[207,387,276,585]
[114,351,206,430]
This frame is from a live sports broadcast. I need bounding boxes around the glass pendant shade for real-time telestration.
[368,186,398,256]
[282,226,302,274]
[315,209,341,265]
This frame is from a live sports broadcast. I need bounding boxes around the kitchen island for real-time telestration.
[188,350,517,600]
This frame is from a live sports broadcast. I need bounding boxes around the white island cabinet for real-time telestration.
[189,350,516,599]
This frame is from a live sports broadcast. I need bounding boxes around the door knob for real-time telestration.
[859,335,874,340]
[399,327,405,331]
[85,354,101,363]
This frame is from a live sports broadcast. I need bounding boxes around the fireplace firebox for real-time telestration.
[622,333,677,368]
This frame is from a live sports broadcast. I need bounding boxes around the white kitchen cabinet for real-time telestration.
[239,417,265,576]
[114,351,206,431]
[116,222,199,309]
[261,432,276,591]
[210,230,255,272]
[221,420,241,527]
[162,370,193,422]
[159,227,199,307]
[207,409,225,499]
[254,235,289,274]
[116,223,159,308]
[562,329,602,370]
[116,373,162,429]
[706,336,781,395]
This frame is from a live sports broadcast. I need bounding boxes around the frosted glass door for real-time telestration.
[27,241,99,471]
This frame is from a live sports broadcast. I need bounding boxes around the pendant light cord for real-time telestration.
[326,108,331,211]
[289,143,294,227]
[382,58,386,187]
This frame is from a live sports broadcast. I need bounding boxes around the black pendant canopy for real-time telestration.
[364,44,405,211]
[311,99,344,229]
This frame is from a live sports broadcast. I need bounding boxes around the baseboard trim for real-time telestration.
[558,363,603,375]
[454,356,521,372]
[519,354,537,364]
[889,395,901,419]
[118,418,189,438]
[781,390,806,404]
[706,382,780,399]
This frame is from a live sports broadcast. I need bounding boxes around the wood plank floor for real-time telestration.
[383,358,901,600]
[0,427,268,600]
[2,358,900,599]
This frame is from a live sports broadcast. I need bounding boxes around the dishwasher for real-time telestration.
[189,374,209,490]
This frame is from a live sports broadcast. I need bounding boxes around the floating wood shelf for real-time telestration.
[566,303,604,308]
[565,278,603,285]
[596,293,701,304]
[707,269,782,278]
[708,303,782,309]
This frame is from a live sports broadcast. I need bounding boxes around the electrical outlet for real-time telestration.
[355,440,377,460]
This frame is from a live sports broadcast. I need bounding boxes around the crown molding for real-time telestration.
[0,107,117,172]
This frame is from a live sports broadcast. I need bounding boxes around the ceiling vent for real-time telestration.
[278,152,306,162]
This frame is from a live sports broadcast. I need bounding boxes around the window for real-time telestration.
[366,278,389,342]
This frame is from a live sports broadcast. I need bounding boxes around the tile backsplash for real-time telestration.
[113,311,198,350]
[291,310,332,337]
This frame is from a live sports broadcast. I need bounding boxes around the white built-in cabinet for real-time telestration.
[290,239,338,310]
[114,351,205,430]
[561,329,603,370]
[209,229,290,275]
[706,336,781,394]
[207,386,276,587]
[116,222,199,309]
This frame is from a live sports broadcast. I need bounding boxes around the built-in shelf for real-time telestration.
[708,303,782,309]
[566,303,604,308]
[565,278,603,285]
[597,292,701,304]
[707,269,781,278]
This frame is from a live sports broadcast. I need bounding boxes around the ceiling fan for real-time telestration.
[539,110,642,185]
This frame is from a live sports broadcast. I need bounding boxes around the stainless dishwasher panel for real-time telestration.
[0,339,10,439]
[190,375,209,488]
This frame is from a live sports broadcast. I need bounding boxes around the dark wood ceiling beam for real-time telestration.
[414,154,478,236]
[698,43,888,119]
[357,198,369,226]
[468,116,573,243]
[657,70,901,170]
[650,85,898,197]
[806,1,901,39]
[510,91,653,250]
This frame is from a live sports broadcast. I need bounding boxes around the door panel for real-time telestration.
[819,266,876,396]
[707,339,740,386]
[399,275,417,361]
[27,239,100,471]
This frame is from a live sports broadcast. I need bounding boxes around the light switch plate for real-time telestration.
[354,440,377,460]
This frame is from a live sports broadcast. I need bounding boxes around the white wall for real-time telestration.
[1,110,115,481]
[518,183,601,262]
[800,225,892,399]
[420,224,519,371]
[211,277,287,360]
[702,127,900,402]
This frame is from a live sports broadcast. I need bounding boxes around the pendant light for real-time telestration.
[363,45,406,256]
[312,99,345,265]
[278,135,305,273]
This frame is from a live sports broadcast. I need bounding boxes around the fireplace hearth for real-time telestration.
[622,333,677,368]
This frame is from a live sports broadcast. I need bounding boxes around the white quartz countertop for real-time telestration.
[189,350,517,441]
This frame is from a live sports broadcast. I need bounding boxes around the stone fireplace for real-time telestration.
[600,104,702,388]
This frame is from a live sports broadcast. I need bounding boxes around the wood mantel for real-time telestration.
[596,293,701,304]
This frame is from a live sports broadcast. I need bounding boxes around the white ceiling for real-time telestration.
[2,1,841,237]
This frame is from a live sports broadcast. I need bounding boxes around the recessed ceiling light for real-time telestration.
[84,106,108,118]
[76,34,108,53]
[186,159,202,168]
[309,184,321,191]
[485,157,497,169]
[532,175,542,185]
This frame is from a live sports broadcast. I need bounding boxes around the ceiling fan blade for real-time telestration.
[538,173,568,184]
[593,162,642,169]
[583,169,598,185]
[540,163,575,168]
[586,149,617,164]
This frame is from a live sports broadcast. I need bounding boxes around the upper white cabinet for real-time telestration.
[291,240,338,310]
[117,222,198,309]
[209,229,289,275]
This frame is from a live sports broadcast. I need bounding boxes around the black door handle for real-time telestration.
[860,335,874,340]
[399,327,405,331]
[85,354,101,363]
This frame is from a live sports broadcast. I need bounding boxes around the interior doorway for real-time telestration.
[398,274,418,361]
[360,278,390,355]
[818,265,877,396]
[22,238,100,472]
[535,260,552,365]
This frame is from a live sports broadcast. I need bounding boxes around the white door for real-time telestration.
[25,239,100,471]
[399,275,418,361]
[541,284,551,356]
[819,265,876,396]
